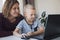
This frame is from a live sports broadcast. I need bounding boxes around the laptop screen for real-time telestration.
[44,15,60,40]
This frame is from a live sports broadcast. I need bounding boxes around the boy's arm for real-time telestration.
[32,26,44,36]
[13,28,22,37]
[27,26,44,36]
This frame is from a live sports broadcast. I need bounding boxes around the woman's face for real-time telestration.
[10,3,20,18]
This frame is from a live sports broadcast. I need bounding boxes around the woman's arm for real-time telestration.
[0,13,13,37]
[0,31,12,37]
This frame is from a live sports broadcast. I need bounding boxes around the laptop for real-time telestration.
[44,14,60,40]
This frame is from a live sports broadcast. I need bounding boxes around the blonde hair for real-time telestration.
[2,0,19,18]
[23,4,35,14]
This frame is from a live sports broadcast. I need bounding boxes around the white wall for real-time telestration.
[0,0,3,12]
[0,0,60,16]
[35,0,60,18]
[18,0,23,15]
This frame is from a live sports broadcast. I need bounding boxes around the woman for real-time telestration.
[0,0,24,37]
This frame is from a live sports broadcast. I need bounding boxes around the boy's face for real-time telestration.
[25,9,36,22]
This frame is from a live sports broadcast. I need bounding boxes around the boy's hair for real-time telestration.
[23,4,35,14]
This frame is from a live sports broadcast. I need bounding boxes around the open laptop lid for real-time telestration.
[44,15,60,40]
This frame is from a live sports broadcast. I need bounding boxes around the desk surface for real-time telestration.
[0,35,21,40]
[0,36,39,40]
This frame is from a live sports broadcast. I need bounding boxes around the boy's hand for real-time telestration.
[21,33,26,38]
[19,34,23,38]
[26,32,32,37]
[19,33,26,38]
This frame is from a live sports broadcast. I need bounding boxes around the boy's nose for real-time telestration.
[32,15,35,19]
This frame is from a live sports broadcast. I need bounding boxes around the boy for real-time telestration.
[13,4,44,40]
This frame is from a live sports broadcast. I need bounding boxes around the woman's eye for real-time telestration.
[17,8,19,10]
[13,7,19,10]
[17,7,19,9]
[13,8,16,10]
[31,14,33,16]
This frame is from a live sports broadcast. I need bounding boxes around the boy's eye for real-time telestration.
[31,14,35,16]
[31,14,33,16]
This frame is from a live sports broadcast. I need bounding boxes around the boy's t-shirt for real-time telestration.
[16,19,43,39]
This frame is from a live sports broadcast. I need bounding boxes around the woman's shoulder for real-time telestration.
[0,13,4,22]
[0,13,7,21]
[0,13,3,17]
[16,14,24,23]
[17,14,24,20]
[0,13,5,19]
[20,14,24,19]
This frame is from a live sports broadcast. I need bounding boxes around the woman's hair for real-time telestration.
[2,0,19,18]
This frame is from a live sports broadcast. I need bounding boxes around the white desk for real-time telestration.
[0,36,38,40]
[0,35,22,40]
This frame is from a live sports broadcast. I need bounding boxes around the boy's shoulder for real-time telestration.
[19,19,26,23]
